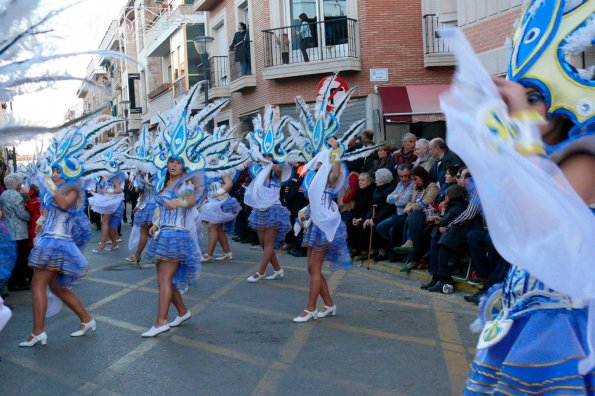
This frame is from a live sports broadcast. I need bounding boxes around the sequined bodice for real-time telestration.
[43,204,77,240]
[157,190,189,229]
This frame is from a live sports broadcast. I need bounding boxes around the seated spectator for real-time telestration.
[422,168,483,293]
[348,172,375,258]
[0,173,30,291]
[371,144,396,177]
[282,162,308,257]
[338,160,360,221]
[429,137,462,197]
[392,133,417,165]
[362,168,396,261]
[437,165,460,206]
[376,164,413,257]
[393,166,439,271]
[412,138,435,173]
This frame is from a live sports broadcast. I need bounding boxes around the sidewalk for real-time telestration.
[356,259,481,294]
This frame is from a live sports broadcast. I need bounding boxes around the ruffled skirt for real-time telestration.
[134,202,156,227]
[88,193,123,215]
[303,221,352,269]
[200,197,241,228]
[145,228,201,293]
[29,237,89,288]
[465,308,594,395]
[248,204,291,248]
[107,201,124,228]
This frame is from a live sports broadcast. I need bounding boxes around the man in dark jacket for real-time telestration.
[282,163,308,257]
[429,138,462,190]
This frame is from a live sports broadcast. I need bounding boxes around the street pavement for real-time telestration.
[0,222,479,395]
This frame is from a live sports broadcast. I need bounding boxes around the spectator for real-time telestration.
[0,161,7,194]
[282,162,308,257]
[437,165,459,205]
[392,132,417,165]
[412,138,435,173]
[371,144,396,176]
[421,184,469,291]
[0,173,30,291]
[393,166,439,271]
[376,164,414,255]
[230,22,251,75]
[296,13,313,62]
[276,33,290,64]
[363,168,396,261]
[348,172,375,258]
[338,160,359,226]
[0,210,16,299]
[429,137,462,191]
[24,184,41,248]
[423,168,483,292]
[360,129,378,173]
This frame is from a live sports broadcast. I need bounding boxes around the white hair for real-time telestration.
[4,173,22,190]
[402,132,416,142]
[375,168,393,185]
[416,138,430,151]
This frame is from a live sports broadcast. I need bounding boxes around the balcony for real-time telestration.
[173,76,188,99]
[208,56,230,98]
[422,14,455,67]
[262,18,360,80]
[228,47,256,92]
[145,4,201,57]
[147,84,174,124]
[193,0,218,11]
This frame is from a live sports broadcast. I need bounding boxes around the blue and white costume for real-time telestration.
[88,172,125,228]
[291,73,379,268]
[243,106,294,247]
[29,183,92,288]
[437,1,595,393]
[146,175,203,293]
[199,176,241,233]
[0,216,16,295]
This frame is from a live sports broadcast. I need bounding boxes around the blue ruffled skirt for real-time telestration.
[248,204,291,248]
[108,201,124,228]
[29,237,89,288]
[201,197,241,233]
[72,210,92,250]
[135,202,156,227]
[0,219,16,280]
[465,308,594,395]
[145,228,201,293]
[303,221,352,269]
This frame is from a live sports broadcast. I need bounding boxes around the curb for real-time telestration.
[356,260,482,294]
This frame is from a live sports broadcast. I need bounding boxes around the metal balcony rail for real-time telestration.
[228,44,253,82]
[423,14,454,54]
[262,18,359,68]
[208,56,229,88]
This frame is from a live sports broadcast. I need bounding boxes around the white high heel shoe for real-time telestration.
[265,269,284,280]
[201,254,213,263]
[70,319,96,337]
[19,332,47,347]
[317,305,337,318]
[292,309,318,323]
[214,252,233,261]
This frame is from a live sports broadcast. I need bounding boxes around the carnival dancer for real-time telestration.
[142,86,244,337]
[438,2,595,393]
[290,74,379,322]
[89,171,125,252]
[199,171,241,262]
[243,106,294,282]
[125,127,158,265]
[0,209,17,299]
[19,118,122,347]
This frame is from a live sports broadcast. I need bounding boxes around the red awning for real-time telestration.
[379,84,450,123]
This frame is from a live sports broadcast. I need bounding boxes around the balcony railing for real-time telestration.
[263,18,359,68]
[228,45,253,82]
[208,56,229,88]
[423,14,454,54]
[145,4,195,52]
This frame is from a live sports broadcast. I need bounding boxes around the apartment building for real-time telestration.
[195,0,458,144]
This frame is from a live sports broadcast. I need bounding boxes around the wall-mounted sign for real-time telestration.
[130,107,142,114]
[370,68,388,82]
[128,73,141,80]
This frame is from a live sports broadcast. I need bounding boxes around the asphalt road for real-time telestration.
[0,222,479,395]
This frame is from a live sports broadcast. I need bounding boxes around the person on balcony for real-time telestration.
[229,22,250,76]
[297,13,313,62]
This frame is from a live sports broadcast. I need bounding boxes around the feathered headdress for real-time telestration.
[152,83,246,192]
[123,125,158,173]
[290,72,379,162]
[249,105,293,164]
[43,116,124,181]
[508,0,594,153]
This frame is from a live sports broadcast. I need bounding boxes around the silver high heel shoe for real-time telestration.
[19,332,48,347]
[70,319,96,337]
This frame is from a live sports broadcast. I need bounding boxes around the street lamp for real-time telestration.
[193,35,214,130]
[120,99,130,138]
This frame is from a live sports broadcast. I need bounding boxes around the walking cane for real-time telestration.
[366,205,377,270]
